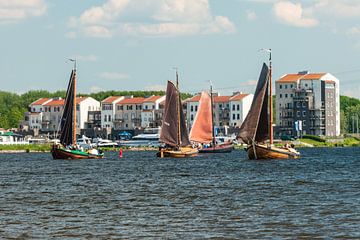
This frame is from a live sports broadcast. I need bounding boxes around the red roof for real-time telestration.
[186,95,201,102]
[44,97,89,106]
[30,98,50,106]
[277,73,326,83]
[144,95,163,103]
[102,96,123,104]
[230,93,249,101]
[44,99,64,106]
[118,97,145,104]
[213,96,231,103]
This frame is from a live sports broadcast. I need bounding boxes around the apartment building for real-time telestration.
[141,95,166,128]
[276,71,340,137]
[229,93,253,127]
[101,96,124,129]
[26,97,100,133]
[28,98,52,130]
[114,97,145,130]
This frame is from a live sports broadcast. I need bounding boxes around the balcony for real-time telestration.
[113,118,124,123]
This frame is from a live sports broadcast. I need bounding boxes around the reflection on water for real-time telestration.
[0,148,360,238]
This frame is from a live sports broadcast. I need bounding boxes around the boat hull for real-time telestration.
[157,147,198,158]
[246,144,300,160]
[199,143,234,153]
[51,146,104,160]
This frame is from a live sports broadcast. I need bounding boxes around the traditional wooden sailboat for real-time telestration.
[157,71,198,158]
[238,52,300,160]
[189,86,233,153]
[51,61,104,159]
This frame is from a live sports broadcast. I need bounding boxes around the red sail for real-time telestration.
[189,91,213,144]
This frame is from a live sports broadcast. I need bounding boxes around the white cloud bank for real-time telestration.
[273,1,318,28]
[271,1,360,28]
[68,0,236,38]
[0,0,46,24]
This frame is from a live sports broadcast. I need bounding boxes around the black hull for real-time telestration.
[199,144,234,153]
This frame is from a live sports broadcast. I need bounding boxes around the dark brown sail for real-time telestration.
[238,63,270,144]
[160,80,191,147]
[59,70,76,146]
[179,100,191,147]
[160,81,180,146]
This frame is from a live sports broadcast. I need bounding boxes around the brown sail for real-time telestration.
[238,63,270,144]
[59,70,76,146]
[160,81,179,146]
[160,80,191,147]
[189,92,213,144]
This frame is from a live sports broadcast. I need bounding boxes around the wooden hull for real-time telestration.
[199,143,234,153]
[51,146,104,160]
[157,147,198,158]
[247,144,300,160]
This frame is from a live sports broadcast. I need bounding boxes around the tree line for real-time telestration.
[0,90,193,129]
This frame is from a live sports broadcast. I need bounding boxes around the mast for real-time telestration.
[268,49,273,145]
[71,59,77,146]
[175,68,181,147]
[210,82,216,146]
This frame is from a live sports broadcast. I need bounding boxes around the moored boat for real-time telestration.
[51,61,104,160]
[238,50,299,160]
[157,70,198,158]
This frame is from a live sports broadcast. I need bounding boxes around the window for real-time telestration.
[233,114,235,120]
[285,84,288,89]
[290,84,293,89]
[279,94,282,98]
[285,94,288,98]
[302,102,306,108]
[191,114,194,121]
[195,106,198,111]
[303,111,306,117]
[297,111,300,117]
[237,105,240,111]
[297,102,301,108]
[109,115,111,121]
[104,115,107,122]
[191,106,194,112]
[232,105,235,111]
[237,114,240,120]
[280,84,282,89]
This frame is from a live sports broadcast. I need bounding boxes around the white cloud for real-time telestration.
[273,1,318,28]
[99,72,129,80]
[90,86,103,93]
[144,84,166,91]
[246,10,257,21]
[0,0,46,24]
[69,0,236,37]
[240,79,257,86]
[65,31,77,39]
[71,54,97,62]
[347,27,360,35]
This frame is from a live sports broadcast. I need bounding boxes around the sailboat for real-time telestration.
[157,71,198,158]
[238,52,300,160]
[189,87,234,153]
[51,61,104,159]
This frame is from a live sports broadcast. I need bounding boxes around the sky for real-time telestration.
[1,0,360,98]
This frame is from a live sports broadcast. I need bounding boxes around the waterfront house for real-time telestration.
[276,71,340,137]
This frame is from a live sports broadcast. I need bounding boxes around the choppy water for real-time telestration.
[0,148,360,239]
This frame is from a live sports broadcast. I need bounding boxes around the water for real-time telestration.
[0,148,359,239]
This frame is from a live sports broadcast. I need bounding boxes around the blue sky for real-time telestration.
[1,0,360,98]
